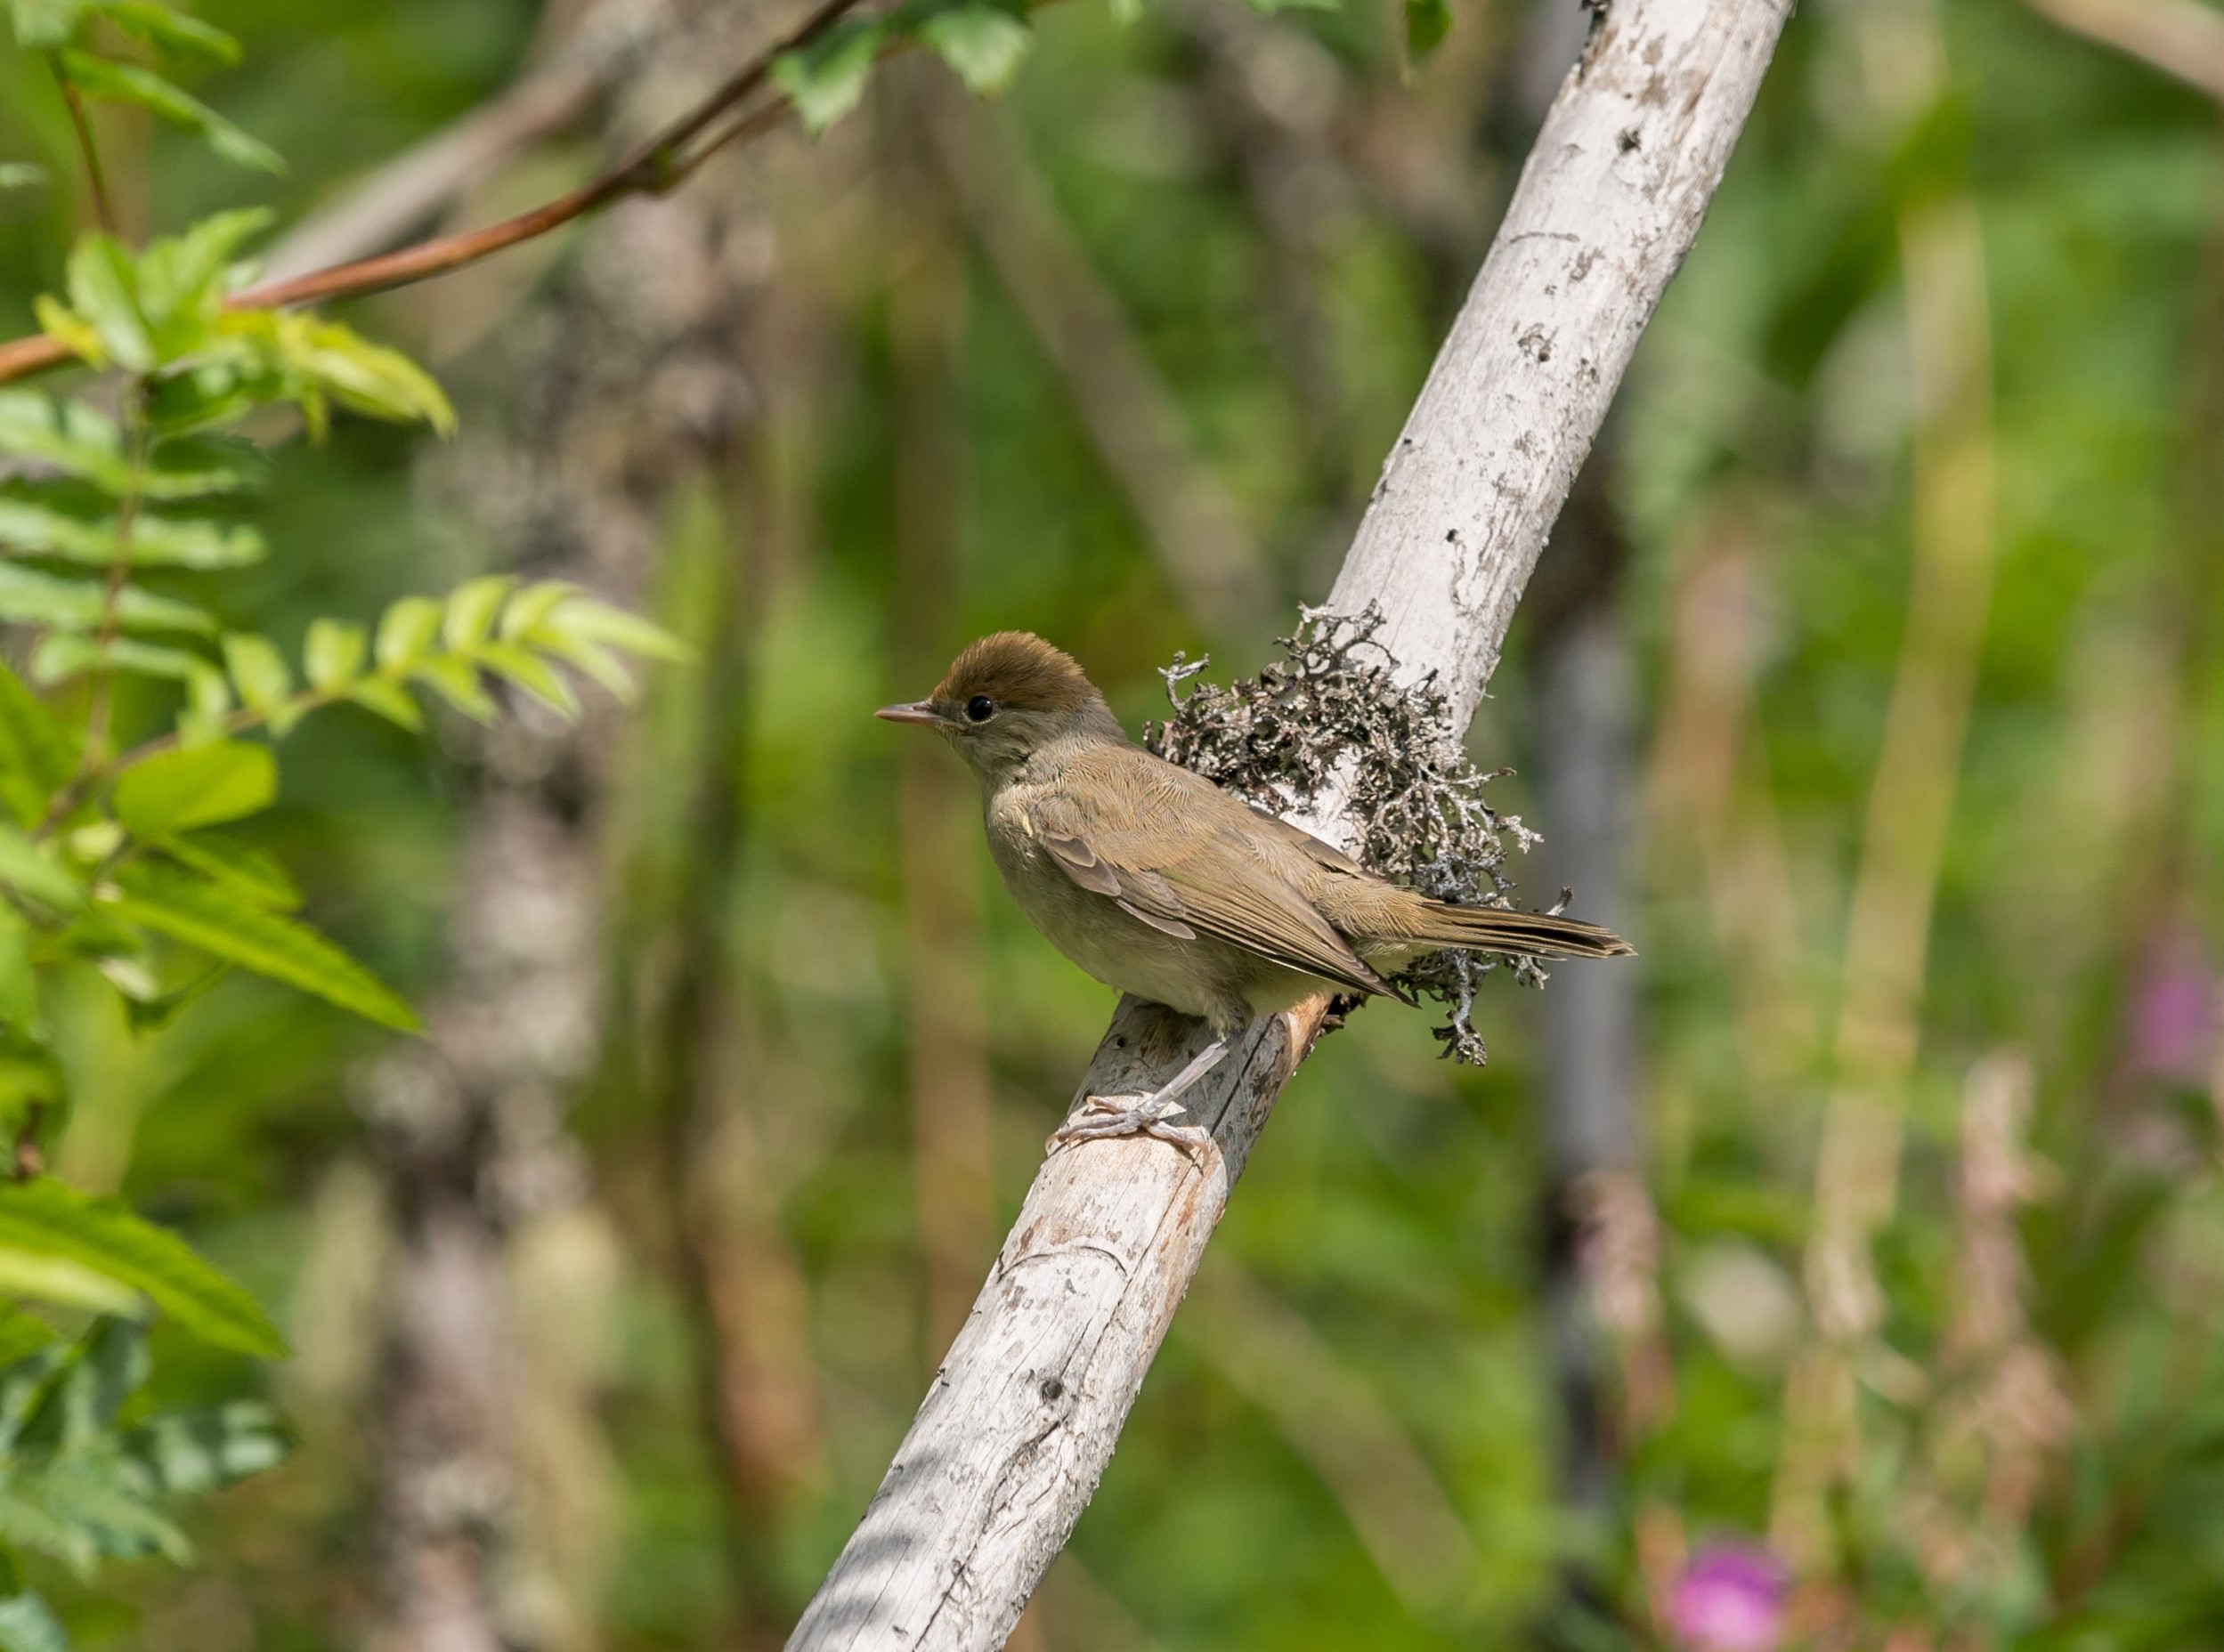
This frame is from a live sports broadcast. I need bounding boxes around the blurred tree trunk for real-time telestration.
[358,9,804,1647]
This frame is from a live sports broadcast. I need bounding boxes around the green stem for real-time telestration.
[78,393,150,765]
[46,51,118,239]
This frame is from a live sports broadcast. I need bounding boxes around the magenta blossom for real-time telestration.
[1667,1543,1786,1652]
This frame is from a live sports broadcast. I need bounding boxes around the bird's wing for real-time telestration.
[1029,753,1392,1000]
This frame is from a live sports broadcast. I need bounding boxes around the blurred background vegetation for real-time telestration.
[4,0,2223,1645]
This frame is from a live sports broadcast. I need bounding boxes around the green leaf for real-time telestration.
[272,317,453,434]
[0,499,264,570]
[60,234,150,374]
[95,0,238,61]
[0,1180,283,1356]
[133,207,271,328]
[915,0,1032,94]
[475,644,577,717]
[539,594,688,660]
[158,831,296,911]
[142,435,264,499]
[4,0,86,49]
[0,1247,140,1318]
[374,595,442,671]
[0,1588,68,1652]
[103,861,418,1033]
[0,827,83,913]
[408,656,495,724]
[0,393,125,490]
[55,53,282,174]
[302,618,365,691]
[28,299,102,372]
[219,634,290,722]
[0,662,78,830]
[28,642,225,726]
[0,565,211,634]
[1402,0,1449,70]
[528,630,634,699]
[771,18,885,134]
[339,676,421,733]
[123,1401,289,1494]
[111,741,273,838]
[441,576,512,652]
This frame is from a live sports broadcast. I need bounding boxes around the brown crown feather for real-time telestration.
[934,632,1102,715]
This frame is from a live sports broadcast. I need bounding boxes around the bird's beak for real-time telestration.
[874,700,944,727]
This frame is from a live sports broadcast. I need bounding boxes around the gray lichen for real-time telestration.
[1144,604,1558,1064]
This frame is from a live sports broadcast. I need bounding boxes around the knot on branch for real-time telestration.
[1144,604,1550,1064]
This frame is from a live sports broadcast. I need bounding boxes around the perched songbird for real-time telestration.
[878,632,1631,1148]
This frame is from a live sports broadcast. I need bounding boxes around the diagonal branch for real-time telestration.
[2022,0,2224,104]
[0,0,868,386]
[783,0,1793,1646]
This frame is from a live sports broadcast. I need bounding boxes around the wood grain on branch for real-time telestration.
[785,0,1790,1646]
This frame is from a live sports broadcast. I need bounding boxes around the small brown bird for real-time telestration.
[879,632,1630,1148]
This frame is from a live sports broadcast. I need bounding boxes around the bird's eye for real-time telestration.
[965,695,996,724]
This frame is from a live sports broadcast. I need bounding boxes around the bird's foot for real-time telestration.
[1049,1093,1213,1162]
[1046,1036,1231,1165]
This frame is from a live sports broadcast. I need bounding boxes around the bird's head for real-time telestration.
[877,631,1124,780]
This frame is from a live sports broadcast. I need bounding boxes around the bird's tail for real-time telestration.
[1403,901,1633,960]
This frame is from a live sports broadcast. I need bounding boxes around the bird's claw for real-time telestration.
[1048,1093,1213,1164]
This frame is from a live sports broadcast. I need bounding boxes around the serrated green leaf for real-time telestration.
[339,676,421,733]
[218,634,289,718]
[302,618,365,691]
[133,206,271,328]
[95,0,237,61]
[374,596,442,671]
[55,53,281,174]
[0,499,263,570]
[0,565,210,635]
[272,316,452,434]
[0,1180,282,1356]
[0,393,124,490]
[771,18,885,134]
[60,234,150,374]
[0,827,83,913]
[475,643,577,717]
[0,662,78,830]
[5,0,86,49]
[0,1587,67,1652]
[123,1401,288,1494]
[1402,0,1449,70]
[408,656,495,723]
[28,298,101,371]
[111,741,273,838]
[916,0,1032,94]
[158,831,296,911]
[104,860,418,1034]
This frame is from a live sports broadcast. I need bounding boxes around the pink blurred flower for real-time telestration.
[2131,928,2216,1083]
[1668,1543,1786,1652]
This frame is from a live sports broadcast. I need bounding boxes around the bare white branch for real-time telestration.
[786,0,1790,1644]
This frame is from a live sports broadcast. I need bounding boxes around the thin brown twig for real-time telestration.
[48,53,118,237]
[0,0,869,385]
